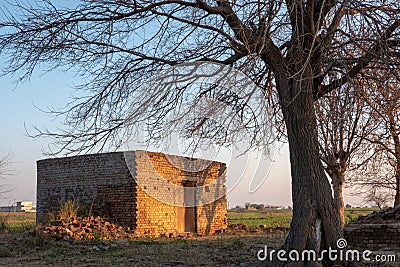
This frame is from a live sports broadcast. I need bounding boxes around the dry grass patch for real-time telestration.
[0,231,286,266]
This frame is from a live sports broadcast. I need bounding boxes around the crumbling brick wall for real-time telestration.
[36,150,227,236]
[344,224,400,250]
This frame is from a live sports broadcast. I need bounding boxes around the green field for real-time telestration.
[0,207,378,232]
[227,208,379,228]
[227,210,292,228]
[2,210,294,230]
[343,207,379,224]
[344,207,380,214]
[0,212,36,231]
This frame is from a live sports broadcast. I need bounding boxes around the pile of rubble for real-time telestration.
[40,216,134,240]
[352,206,400,224]
[38,217,293,241]
[227,223,249,232]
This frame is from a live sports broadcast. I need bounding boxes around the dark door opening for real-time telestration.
[178,181,196,233]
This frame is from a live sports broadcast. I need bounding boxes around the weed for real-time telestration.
[231,238,244,249]
[59,199,79,222]
[41,211,57,225]
[0,247,11,258]
[79,204,92,217]
[130,239,157,245]
[92,233,100,240]
[7,221,35,232]
[173,238,189,245]
[0,213,9,231]
[217,236,224,247]
[30,230,49,247]
[344,212,360,225]
[236,256,246,264]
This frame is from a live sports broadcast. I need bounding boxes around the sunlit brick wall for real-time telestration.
[134,151,227,236]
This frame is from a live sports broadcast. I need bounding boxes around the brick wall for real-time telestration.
[344,224,400,250]
[36,150,227,236]
[96,183,137,227]
[134,151,227,236]
[36,152,135,224]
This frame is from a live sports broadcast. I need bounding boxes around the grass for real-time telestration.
[227,210,292,228]
[0,212,36,232]
[0,209,386,266]
[227,208,379,228]
[343,207,380,224]
[1,207,378,233]
[2,210,292,231]
[59,199,79,221]
[0,211,36,222]
[0,231,283,266]
[344,207,380,213]
[129,239,158,245]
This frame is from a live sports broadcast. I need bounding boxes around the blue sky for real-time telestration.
[0,58,294,207]
[0,67,362,208]
[0,1,364,209]
[0,67,74,206]
[0,65,294,207]
[0,1,295,208]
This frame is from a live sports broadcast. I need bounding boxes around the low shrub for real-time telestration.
[58,199,79,223]
[0,213,9,231]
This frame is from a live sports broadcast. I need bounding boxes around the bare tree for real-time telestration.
[348,73,400,208]
[365,187,392,210]
[1,1,400,264]
[316,85,377,226]
[0,152,13,198]
[349,147,396,208]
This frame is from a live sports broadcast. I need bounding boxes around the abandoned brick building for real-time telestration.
[36,150,227,236]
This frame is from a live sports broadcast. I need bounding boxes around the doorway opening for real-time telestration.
[178,181,197,233]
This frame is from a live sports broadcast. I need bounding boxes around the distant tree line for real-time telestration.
[232,203,288,211]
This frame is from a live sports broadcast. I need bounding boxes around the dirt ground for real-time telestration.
[0,230,286,267]
[1,230,399,266]
[1,210,399,266]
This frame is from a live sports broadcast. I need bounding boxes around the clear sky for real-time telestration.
[0,67,73,206]
[0,63,294,208]
[0,65,364,208]
[0,1,364,209]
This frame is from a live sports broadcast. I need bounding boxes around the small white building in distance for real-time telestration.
[0,201,35,212]
[16,201,34,212]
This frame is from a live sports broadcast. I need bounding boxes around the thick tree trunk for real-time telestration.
[331,172,345,227]
[395,166,400,207]
[388,115,400,207]
[273,77,343,266]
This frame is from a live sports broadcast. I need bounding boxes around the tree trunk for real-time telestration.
[394,165,400,207]
[273,77,343,266]
[331,172,345,227]
[388,114,400,207]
